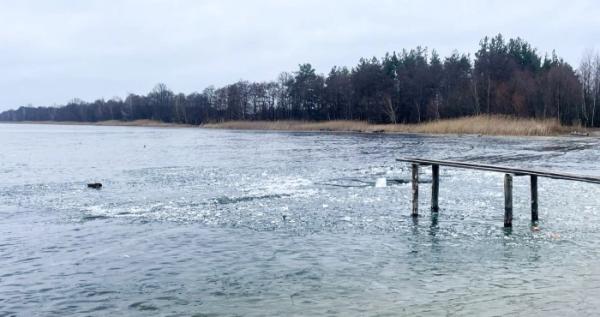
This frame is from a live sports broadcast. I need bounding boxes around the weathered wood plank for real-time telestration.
[397,158,600,184]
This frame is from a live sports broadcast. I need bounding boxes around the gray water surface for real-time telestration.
[1,123,600,316]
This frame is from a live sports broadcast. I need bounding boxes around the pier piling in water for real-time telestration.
[531,175,538,222]
[411,163,419,217]
[504,174,513,228]
[431,164,439,212]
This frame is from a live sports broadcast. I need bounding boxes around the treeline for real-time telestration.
[2,34,600,126]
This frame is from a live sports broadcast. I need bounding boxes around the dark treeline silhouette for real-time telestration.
[2,34,600,126]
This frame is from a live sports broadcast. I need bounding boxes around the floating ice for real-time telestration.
[375,177,387,188]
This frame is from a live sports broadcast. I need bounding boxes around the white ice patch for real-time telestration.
[246,175,315,198]
[375,177,387,188]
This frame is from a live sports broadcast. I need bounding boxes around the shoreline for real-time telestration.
[1,116,595,137]
[203,116,591,137]
[0,119,196,129]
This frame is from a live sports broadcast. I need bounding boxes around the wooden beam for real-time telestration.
[412,163,419,217]
[431,164,439,212]
[504,174,513,228]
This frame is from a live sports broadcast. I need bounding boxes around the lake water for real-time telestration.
[1,123,600,316]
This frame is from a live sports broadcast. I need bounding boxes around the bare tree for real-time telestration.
[383,94,397,123]
[579,50,594,125]
[593,53,600,127]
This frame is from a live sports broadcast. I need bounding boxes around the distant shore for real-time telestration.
[2,116,593,137]
[0,119,194,128]
[204,116,586,137]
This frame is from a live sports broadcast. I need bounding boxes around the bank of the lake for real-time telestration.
[2,115,593,136]
[204,115,577,136]
[1,119,193,128]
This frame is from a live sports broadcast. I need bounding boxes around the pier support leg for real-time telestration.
[431,164,439,212]
[412,163,419,217]
[531,175,538,223]
[504,174,513,228]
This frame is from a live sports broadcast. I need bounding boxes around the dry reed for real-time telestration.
[203,115,572,136]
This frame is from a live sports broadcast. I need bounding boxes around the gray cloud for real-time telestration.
[1,0,599,110]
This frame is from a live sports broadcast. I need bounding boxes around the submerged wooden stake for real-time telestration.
[431,164,439,212]
[504,174,513,227]
[531,175,538,222]
[412,163,419,217]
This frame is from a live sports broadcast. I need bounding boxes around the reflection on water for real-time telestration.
[1,123,600,316]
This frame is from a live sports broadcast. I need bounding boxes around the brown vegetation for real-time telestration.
[204,115,572,136]
[4,116,576,136]
[3,119,190,128]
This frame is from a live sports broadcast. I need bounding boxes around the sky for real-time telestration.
[1,0,599,111]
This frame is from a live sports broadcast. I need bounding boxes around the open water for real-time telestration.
[1,123,600,316]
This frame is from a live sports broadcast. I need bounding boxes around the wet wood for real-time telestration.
[399,157,600,227]
[531,175,538,222]
[504,174,513,228]
[397,158,600,184]
[412,163,419,217]
[431,164,439,212]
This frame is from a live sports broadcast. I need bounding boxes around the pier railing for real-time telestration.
[397,158,600,227]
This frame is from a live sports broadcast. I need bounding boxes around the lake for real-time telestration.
[1,123,600,316]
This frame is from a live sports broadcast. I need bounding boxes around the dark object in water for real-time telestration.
[87,183,102,189]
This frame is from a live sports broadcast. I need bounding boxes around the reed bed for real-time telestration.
[8,119,189,128]
[204,115,572,136]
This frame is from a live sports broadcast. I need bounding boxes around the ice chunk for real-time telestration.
[375,177,387,188]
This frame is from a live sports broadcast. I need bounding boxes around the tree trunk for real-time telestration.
[486,75,491,114]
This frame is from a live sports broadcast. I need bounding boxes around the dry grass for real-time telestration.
[5,116,574,136]
[204,115,572,136]
[204,120,372,132]
[94,119,191,127]
[379,116,570,136]
[7,119,192,128]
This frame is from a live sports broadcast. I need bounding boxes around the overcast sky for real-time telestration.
[1,0,599,111]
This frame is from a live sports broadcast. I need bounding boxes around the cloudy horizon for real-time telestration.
[1,0,599,111]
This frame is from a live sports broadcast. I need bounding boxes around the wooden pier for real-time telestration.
[397,158,600,227]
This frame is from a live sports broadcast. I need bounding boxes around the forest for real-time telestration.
[2,34,600,127]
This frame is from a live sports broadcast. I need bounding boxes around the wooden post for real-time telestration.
[412,163,419,217]
[431,164,439,212]
[504,174,513,228]
[531,175,538,222]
